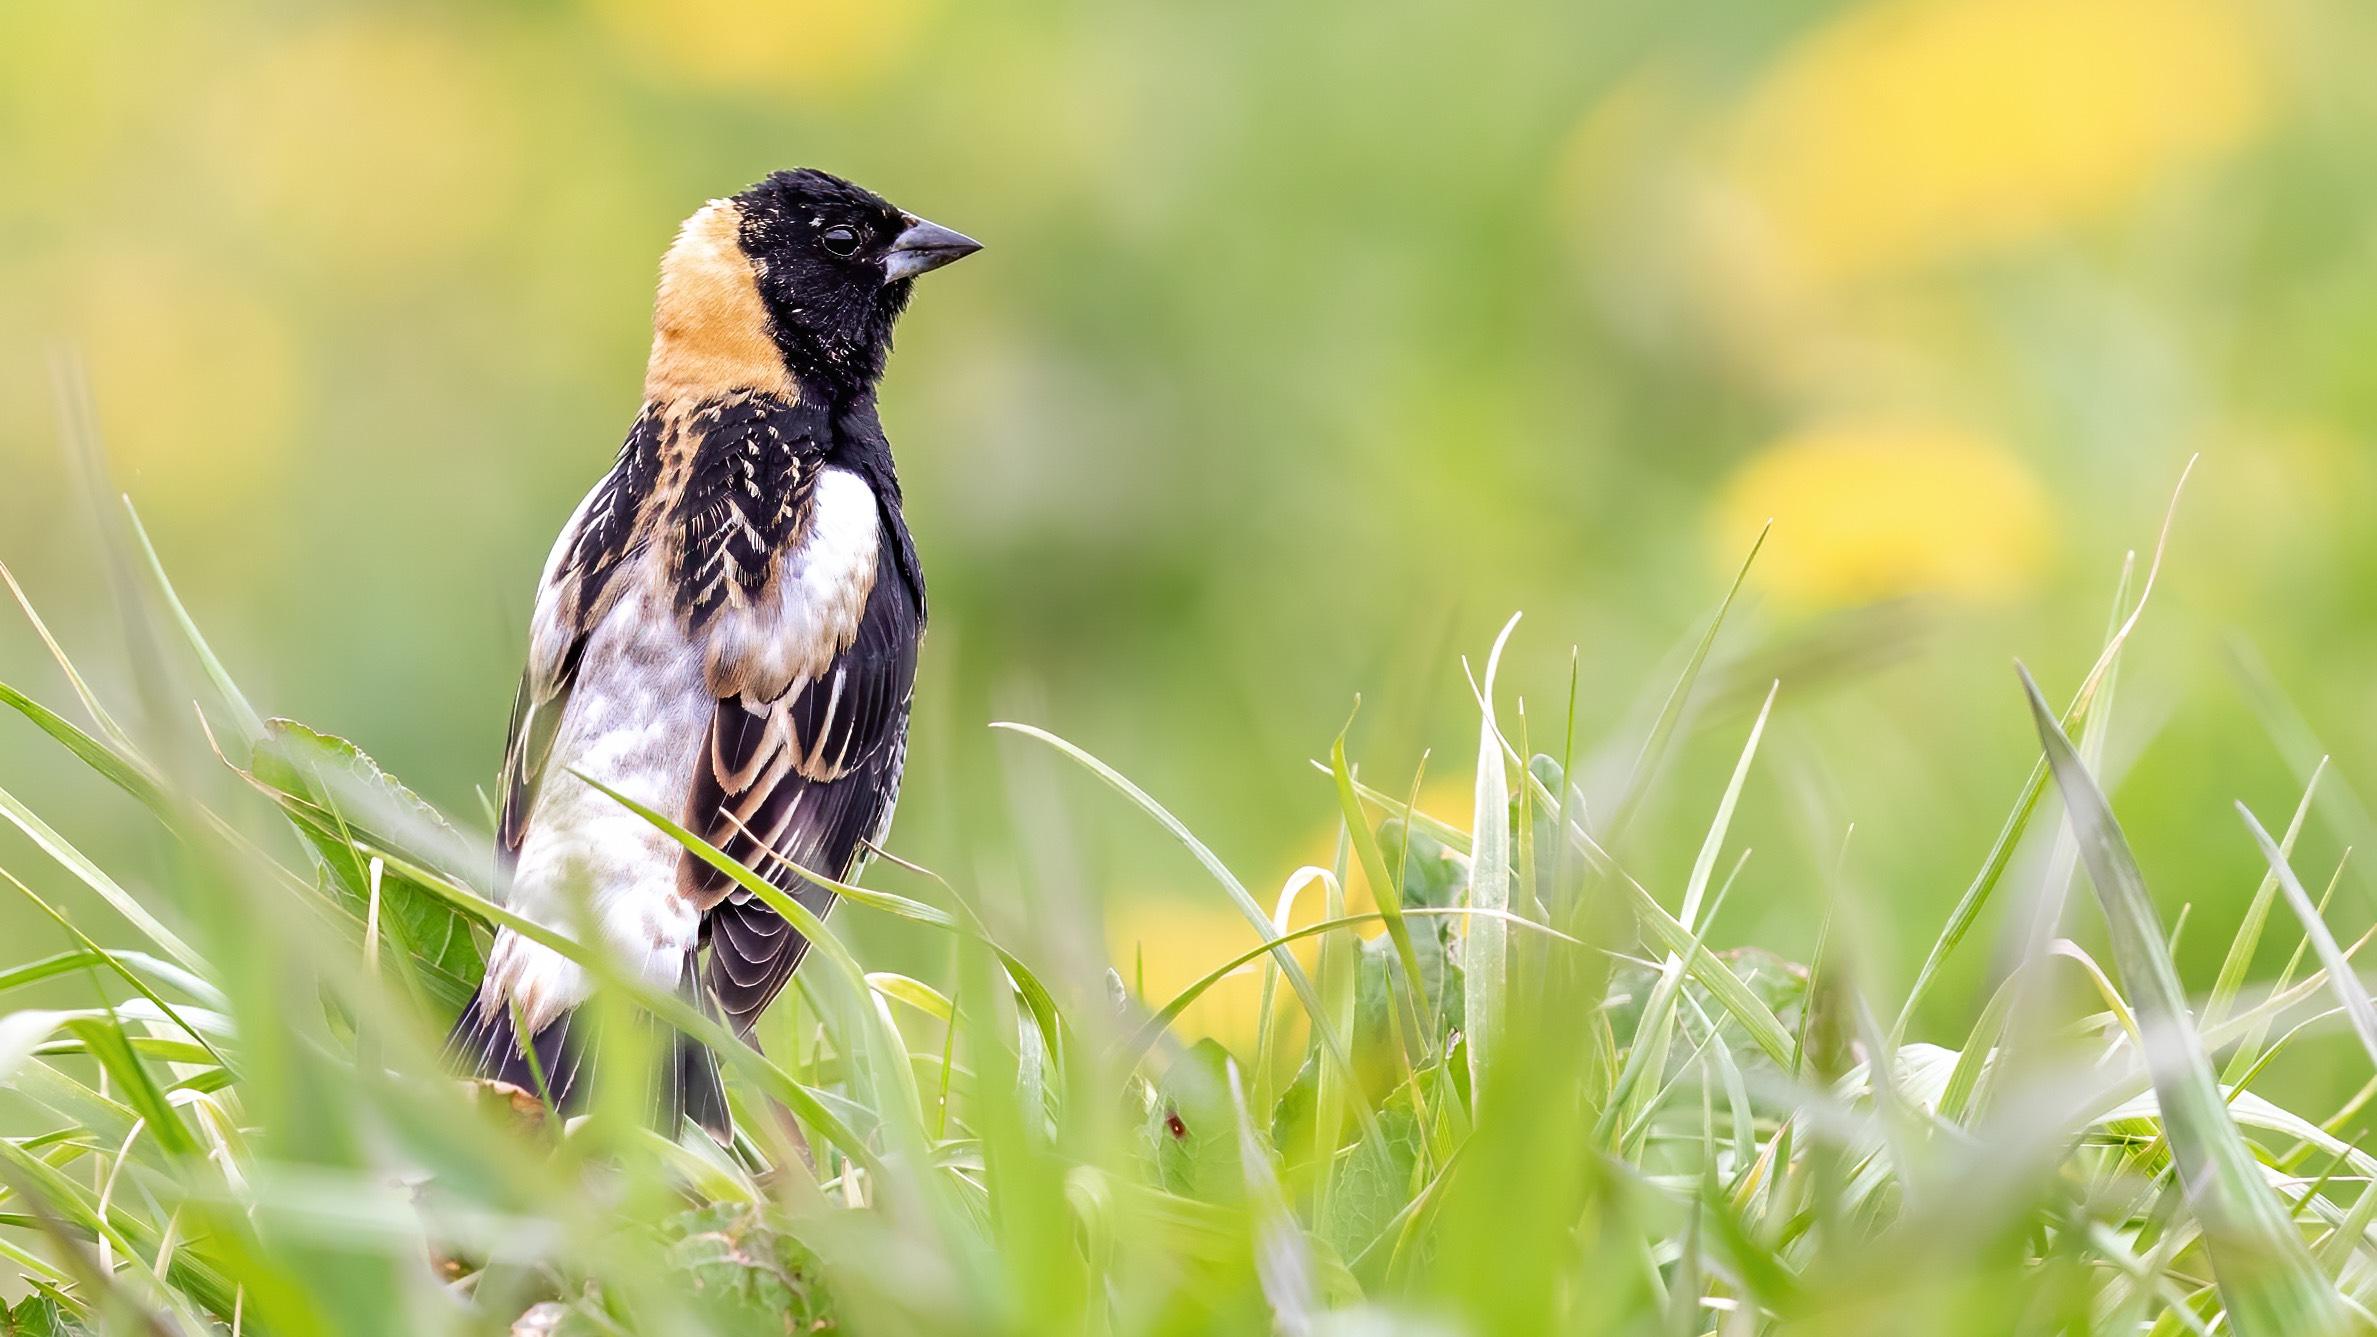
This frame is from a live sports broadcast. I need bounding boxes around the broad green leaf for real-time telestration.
[1149,1040,1244,1203]
[1323,1103,1422,1267]
[250,718,486,1009]
[1,1292,91,1337]
[659,1201,839,1333]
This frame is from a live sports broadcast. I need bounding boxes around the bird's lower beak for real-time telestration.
[882,216,983,282]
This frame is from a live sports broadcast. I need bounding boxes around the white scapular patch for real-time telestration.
[703,467,881,702]
[484,567,711,1032]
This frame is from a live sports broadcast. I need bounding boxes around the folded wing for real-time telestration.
[683,521,920,1032]
[498,412,664,868]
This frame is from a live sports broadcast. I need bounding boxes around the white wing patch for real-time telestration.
[701,467,880,703]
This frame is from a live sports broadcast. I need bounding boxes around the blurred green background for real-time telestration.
[5,0,2377,1066]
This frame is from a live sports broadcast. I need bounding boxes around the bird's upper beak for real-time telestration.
[882,215,983,282]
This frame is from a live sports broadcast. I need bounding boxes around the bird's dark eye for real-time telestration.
[819,224,862,258]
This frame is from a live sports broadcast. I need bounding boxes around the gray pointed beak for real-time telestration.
[882,216,982,282]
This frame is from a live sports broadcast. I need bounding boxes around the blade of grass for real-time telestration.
[1896,465,2193,1038]
[1607,522,1769,842]
[1465,614,1518,1117]
[0,680,166,816]
[2238,806,2377,1071]
[2022,663,2342,1334]
[2207,766,2324,1033]
[1331,717,1432,1056]
[0,867,226,1065]
[991,721,1362,1093]
[0,783,205,973]
[118,499,264,743]
[0,563,132,750]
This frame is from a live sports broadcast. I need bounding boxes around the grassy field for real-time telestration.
[10,0,2377,1331]
[2,471,2375,1336]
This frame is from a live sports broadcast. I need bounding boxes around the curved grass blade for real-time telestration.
[2022,663,2342,1335]
[992,721,1361,1087]
[0,562,131,750]
[1896,470,2192,1038]
[1608,520,1768,841]
[0,867,226,1066]
[0,680,165,817]
[1465,616,1517,1116]
[118,499,264,743]
[1331,717,1432,1055]
[2239,805,2377,1071]
[0,782,204,973]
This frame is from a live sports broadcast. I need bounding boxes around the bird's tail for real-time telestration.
[445,991,589,1115]
[445,962,731,1145]
[660,958,732,1145]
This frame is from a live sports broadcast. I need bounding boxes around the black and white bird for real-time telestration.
[449,169,978,1140]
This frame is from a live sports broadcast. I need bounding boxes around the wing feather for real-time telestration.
[497,411,664,869]
[685,516,920,1033]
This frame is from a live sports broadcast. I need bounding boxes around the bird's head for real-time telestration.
[645,168,980,405]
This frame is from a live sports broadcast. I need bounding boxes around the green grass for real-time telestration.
[1,498,2376,1336]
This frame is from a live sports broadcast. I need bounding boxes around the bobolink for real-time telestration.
[449,169,978,1140]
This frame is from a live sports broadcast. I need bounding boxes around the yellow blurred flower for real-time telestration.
[205,20,522,275]
[1107,897,1280,1056]
[1716,0,2267,289]
[1712,423,2050,606]
[586,0,929,98]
